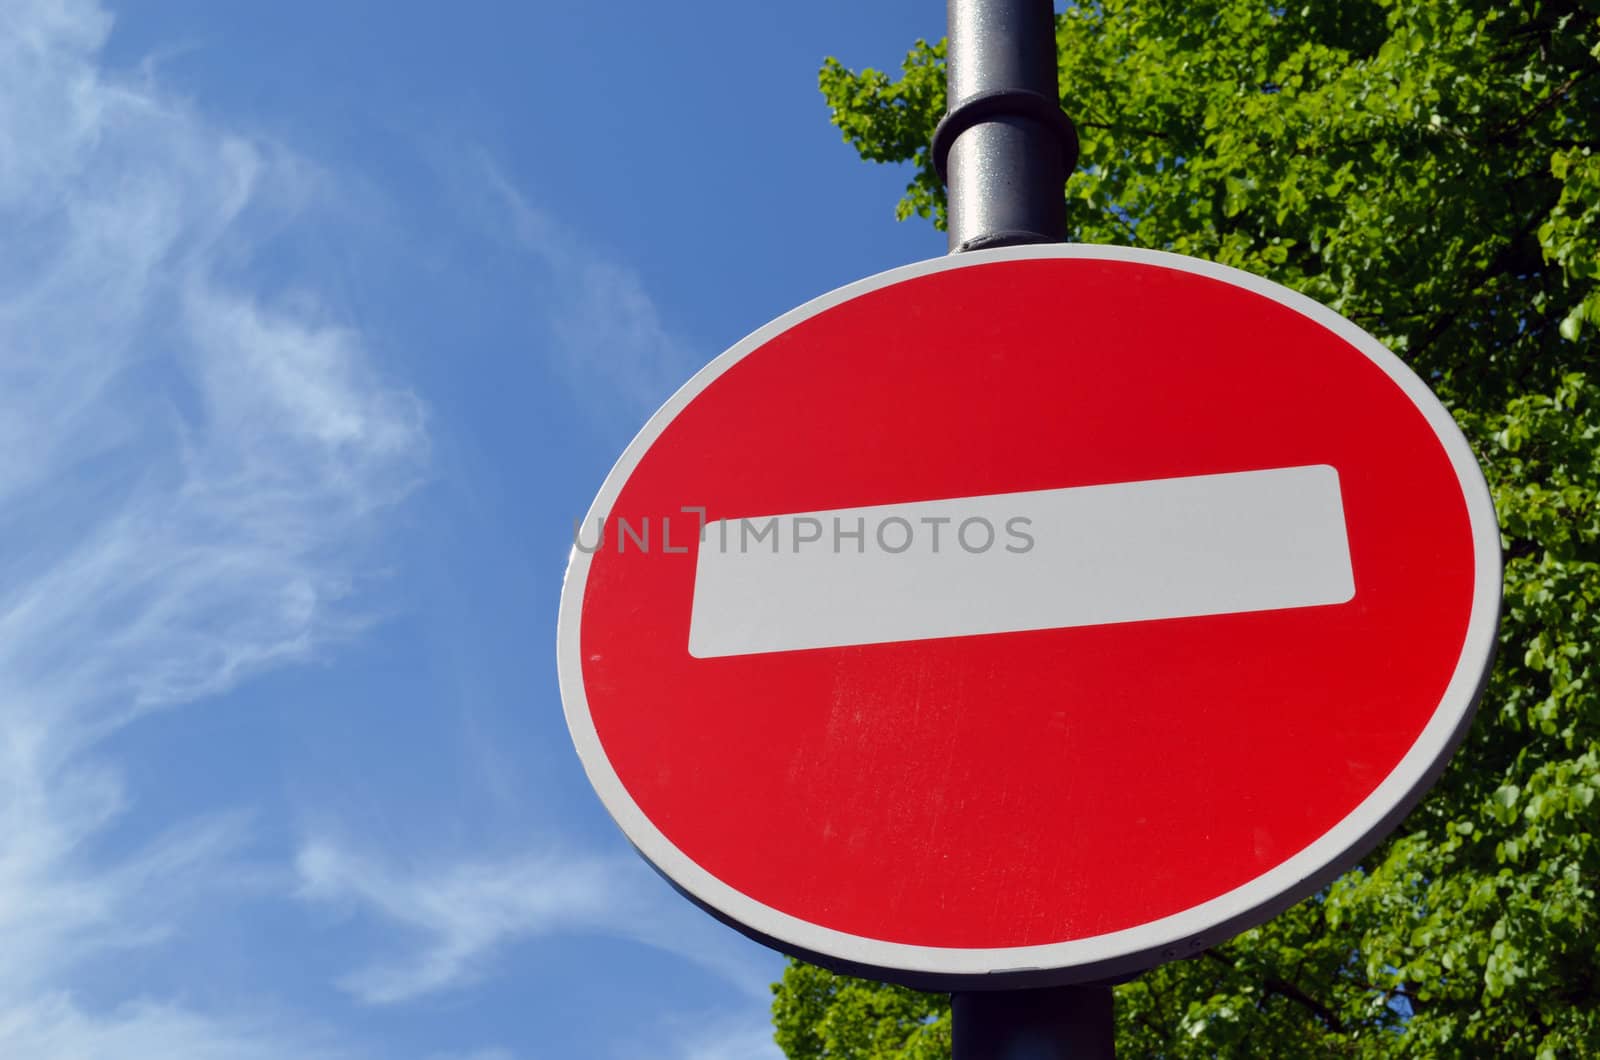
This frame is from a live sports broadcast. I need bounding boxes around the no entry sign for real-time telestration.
[557,244,1500,986]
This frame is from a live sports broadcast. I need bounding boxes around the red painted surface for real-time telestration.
[579,257,1476,949]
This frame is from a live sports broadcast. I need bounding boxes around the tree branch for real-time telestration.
[1202,949,1345,1033]
[1077,118,1172,141]
[1487,68,1598,146]
[1264,975,1346,1034]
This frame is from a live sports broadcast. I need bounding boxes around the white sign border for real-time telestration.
[556,243,1502,987]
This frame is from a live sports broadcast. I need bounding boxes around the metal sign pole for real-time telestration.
[952,987,1116,1060]
[934,0,1112,1055]
[932,0,1079,253]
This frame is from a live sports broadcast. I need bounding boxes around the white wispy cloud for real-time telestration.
[0,995,353,1060]
[607,1010,783,1060]
[279,158,779,1023]
[295,838,776,1006]
[479,160,700,424]
[0,0,424,1054]
[668,1018,785,1060]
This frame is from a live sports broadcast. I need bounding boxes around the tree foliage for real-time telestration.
[775,0,1600,1055]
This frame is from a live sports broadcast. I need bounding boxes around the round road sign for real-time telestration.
[556,244,1501,987]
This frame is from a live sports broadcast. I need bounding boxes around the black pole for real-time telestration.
[936,1,1110,1054]
[951,986,1116,1060]
[932,0,1079,252]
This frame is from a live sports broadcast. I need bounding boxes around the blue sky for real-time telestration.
[0,1,945,1057]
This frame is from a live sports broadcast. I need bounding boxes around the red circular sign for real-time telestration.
[557,245,1500,985]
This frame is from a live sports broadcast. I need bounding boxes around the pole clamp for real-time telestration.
[931,88,1080,186]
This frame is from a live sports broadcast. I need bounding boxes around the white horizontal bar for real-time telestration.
[687,464,1354,658]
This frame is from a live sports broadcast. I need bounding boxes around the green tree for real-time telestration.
[773,0,1600,1055]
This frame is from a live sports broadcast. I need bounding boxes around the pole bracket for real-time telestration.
[931,88,1080,187]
